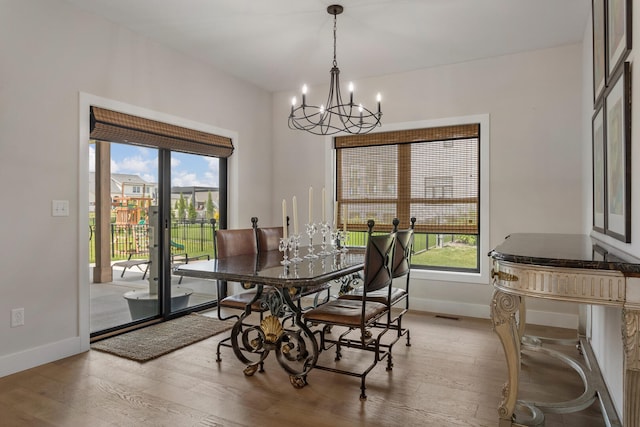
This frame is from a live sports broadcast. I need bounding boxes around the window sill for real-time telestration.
[411,268,489,285]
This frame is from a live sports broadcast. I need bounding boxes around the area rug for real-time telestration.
[91,313,234,362]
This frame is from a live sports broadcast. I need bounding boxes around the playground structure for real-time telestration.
[113,194,152,225]
[112,193,152,256]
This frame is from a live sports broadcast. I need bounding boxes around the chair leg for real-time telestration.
[216,338,228,362]
[335,343,342,361]
[359,378,367,400]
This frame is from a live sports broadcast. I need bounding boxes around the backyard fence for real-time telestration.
[88,221,446,264]
[89,221,216,263]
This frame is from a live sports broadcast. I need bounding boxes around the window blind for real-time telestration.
[335,124,479,234]
[90,106,234,158]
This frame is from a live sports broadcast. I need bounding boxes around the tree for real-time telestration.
[177,193,186,221]
[206,191,215,220]
[188,199,197,222]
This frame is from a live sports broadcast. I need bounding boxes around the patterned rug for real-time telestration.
[91,313,234,362]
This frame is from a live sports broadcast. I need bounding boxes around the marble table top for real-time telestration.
[489,233,640,274]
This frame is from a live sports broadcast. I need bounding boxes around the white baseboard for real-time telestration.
[0,337,85,378]
[410,297,578,330]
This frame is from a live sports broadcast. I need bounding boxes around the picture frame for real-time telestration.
[592,0,607,104]
[607,0,632,77]
[592,104,605,233]
[604,62,631,242]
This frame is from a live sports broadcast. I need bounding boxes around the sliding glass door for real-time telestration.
[89,142,161,333]
[167,151,219,313]
[89,143,221,335]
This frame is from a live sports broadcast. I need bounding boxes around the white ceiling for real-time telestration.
[62,0,591,92]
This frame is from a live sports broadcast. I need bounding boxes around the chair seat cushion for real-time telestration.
[303,299,387,327]
[339,286,407,305]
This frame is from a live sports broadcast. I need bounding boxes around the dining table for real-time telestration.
[174,246,365,387]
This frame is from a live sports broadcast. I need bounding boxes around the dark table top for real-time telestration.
[488,233,640,274]
[175,248,365,288]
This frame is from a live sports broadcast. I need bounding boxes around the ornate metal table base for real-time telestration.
[230,287,318,387]
[175,248,366,388]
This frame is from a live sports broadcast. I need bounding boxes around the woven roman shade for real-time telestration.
[90,107,233,158]
[334,124,479,149]
[335,124,480,234]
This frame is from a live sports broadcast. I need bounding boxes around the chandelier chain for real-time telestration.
[333,12,337,67]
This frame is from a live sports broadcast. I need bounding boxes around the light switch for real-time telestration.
[52,200,69,217]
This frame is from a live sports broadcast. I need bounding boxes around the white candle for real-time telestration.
[308,187,313,223]
[292,196,298,235]
[282,199,287,240]
[333,201,338,228]
[322,187,326,223]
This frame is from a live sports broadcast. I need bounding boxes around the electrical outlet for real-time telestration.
[11,308,24,327]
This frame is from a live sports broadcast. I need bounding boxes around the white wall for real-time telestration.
[0,0,273,377]
[273,43,585,326]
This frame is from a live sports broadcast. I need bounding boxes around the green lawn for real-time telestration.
[412,243,478,269]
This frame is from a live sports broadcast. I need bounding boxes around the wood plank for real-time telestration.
[0,311,606,426]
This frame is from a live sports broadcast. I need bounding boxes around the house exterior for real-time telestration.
[88,172,158,212]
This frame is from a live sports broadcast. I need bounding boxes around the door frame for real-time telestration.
[79,92,238,349]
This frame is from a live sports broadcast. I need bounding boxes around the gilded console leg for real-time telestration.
[491,289,522,426]
[622,309,640,427]
[517,298,526,341]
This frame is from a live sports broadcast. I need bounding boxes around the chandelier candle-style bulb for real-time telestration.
[288,4,382,136]
[349,82,354,105]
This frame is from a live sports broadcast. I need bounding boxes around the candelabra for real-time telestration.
[304,223,319,258]
[279,237,291,265]
[318,222,331,256]
[338,230,349,252]
[290,234,302,263]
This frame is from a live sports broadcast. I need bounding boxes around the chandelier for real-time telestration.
[288,4,382,136]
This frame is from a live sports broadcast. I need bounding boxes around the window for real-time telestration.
[335,122,481,273]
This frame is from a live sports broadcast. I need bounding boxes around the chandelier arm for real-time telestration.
[288,4,382,136]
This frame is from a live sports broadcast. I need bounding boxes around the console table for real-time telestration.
[489,233,640,426]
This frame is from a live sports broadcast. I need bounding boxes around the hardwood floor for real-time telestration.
[0,311,607,426]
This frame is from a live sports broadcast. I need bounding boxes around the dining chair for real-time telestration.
[254,219,283,253]
[303,225,396,400]
[215,227,262,312]
[214,225,269,363]
[339,217,415,347]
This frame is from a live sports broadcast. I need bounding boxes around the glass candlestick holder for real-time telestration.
[290,234,302,263]
[304,222,318,259]
[330,229,340,253]
[318,222,331,256]
[279,237,292,265]
[338,230,350,253]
